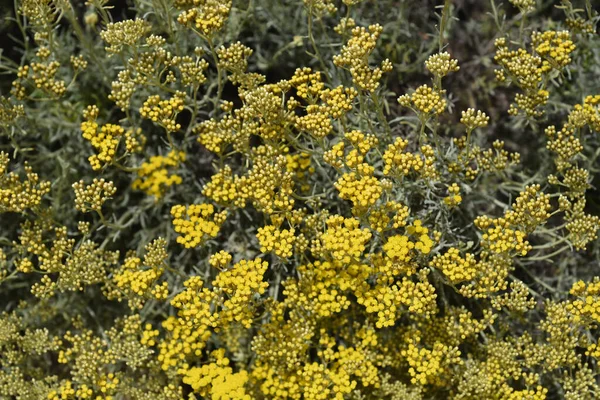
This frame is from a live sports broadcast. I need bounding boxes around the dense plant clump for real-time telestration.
[1,0,600,398]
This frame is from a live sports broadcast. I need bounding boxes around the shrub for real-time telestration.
[0,0,600,398]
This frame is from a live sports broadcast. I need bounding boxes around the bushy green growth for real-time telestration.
[0,0,600,399]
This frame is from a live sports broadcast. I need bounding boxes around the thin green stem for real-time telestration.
[206,37,223,114]
[489,0,504,33]
[113,160,139,173]
[519,13,527,45]
[525,244,571,262]
[371,93,392,142]
[94,0,112,26]
[307,5,330,82]
[62,3,109,79]
[465,128,474,159]
[584,0,593,20]
[531,237,568,250]
[358,92,376,137]
[438,0,452,52]
[418,116,427,148]
[97,209,126,230]
[13,0,30,56]
[185,84,201,139]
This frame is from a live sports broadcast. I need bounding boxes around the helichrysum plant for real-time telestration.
[0,0,600,398]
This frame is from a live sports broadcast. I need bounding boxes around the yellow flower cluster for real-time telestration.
[110,239,169,309]
[456,187,551,298]
[586,342,600,359]
[217,42,260,86]
[335,171,382,210]
[494,37,543,87]
[295,107,332,139]
[435,307,497,346]
[457,254,512,298]
[140,91,186,132]
[559,167,590,198]
[325,133,383,213]
[443,183,462,208]
[132,150,185,198]
[544,96,600,250]
[314,216,372,263]
[251,304,314,373]
[15,258,33,274]
[252,324,379,399]
[398,84,447,116]
[320,339,380,393]
[202,165,240,205]
[478,221,531,256]
[289,67,324,100]
[475,186,550,256]
[333,16,356,35]
[509,0,535,13]
[286,152,314,192]
[368,200,410,233]
[19,0,55,29]
[170,53,209,87]
[344,130,378,154]
[494,31,575,116]
[406,220,434,254]
[238,86,286,140]
[159,278,216,370]
[360,270,438,327]
[504,184,552,233]
[69,241,121,295]
[320,86,358,118]
[532,30,576,71]
[431,248,477,284]
[170,203,227,248]
[175,0,232,38]
[54,315,160,397]
[323,141,345,168]
[402,337,461,385]
[81,106,123,170]
[113,257,154,298]
[182,350,250,399]
[472,140,521,172]
[12,61,66,99]
[567,278,600,324]
[424,52,460,78]
[0,97,24,127]
[72,178,116,213]
[382,137,424,176]
[491,280,536,312]
[564,7,596,34]
[504,386,548,400]
[333,24,392,92]
[235,152,295,215]
[304,0,337,17]
[419,145,439,180]
[564,197,600,250]
[257,225,297,258]
[383,235,415,262]
[213,258,269,328]
[282,260,361,318]
[460,108,489,131]
[288,74,358,140]
[80,105,145,171]
[70,54,88,71]
[100,19,151,53]
[0,152,50,213]
[209,250,232,270]
[157,258,268,371]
